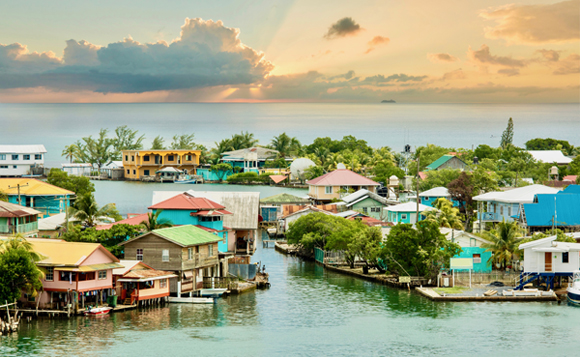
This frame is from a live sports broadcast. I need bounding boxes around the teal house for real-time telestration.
[340,189,392,221]
[0,178,74,218]
[386,202,435,224]
[0,200,42,237]
[148,193,233,253]
[419,187,459,207]
[440,228,492,273]
[197,167,234,182]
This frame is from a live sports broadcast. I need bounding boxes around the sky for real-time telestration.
[0,0,578,103]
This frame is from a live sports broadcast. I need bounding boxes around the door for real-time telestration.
[545,252,552,272]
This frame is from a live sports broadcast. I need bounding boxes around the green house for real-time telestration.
[340,189,392,221]
[0,200,41,237]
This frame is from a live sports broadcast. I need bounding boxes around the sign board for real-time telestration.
[450,258,473,270]
[399,276,411,283]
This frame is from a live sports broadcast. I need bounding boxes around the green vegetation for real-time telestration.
[422,198,463,229]
[140,211,173,232]
[68,193,122,227]
[481,220,522,271]
[0,237,45,303]
[210,163,233,182]
[46,168,95,206]
[61,224,141,257]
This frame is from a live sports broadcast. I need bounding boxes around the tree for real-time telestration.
[500,118,514,149]
[62,144,80,163]
[111,126,145,160]
[286,213,347,251]
[470,165,500,193]
[0,237,45,303]
[481,220,522,271]
[140,211,173,232]
[304,165,324,181]
[384,221,460,278]
[525,138,574,156]
[62,224,141,257]
[346,224,385,273]
[210,163,233,182]
[46,168,95,202]
[230,131,258,150]
[270,133,301,158]
[415,144,453,171]
[447,172,475,230]
[151,136,166,150]
[82,129,114,169]
[171,133,196,149]
[372,161,405,185]
[0,190,8,202]
[422,198,463,229]
[419,169,462,191]
[474,144,500,161]
[68,193,122,227]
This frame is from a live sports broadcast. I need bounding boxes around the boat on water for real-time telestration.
[168,296,215,304]
[83,306,112,316]
[567,271,580,306]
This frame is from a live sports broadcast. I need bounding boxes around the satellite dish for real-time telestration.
[337,163,347,170]
[290,158,316,180]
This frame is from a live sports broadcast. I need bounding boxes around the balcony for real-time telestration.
[477,212,501,222]
[0,221,38,235]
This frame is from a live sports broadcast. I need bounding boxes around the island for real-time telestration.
[381,99,396,103]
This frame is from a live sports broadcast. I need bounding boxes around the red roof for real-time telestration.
[190,209,232,216]
[307,169,379,187]
[148,192,226,211]
[269,175,288,184]
[563,175,577,182]
[347,215,393,227]
[95,213,149,230]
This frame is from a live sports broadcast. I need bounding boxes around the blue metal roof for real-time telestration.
[523,193,580,227]
[560,184,580,195]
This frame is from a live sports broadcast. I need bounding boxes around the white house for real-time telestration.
[0,145,46,177]
[519,235,580,275]
[61,163,93,176]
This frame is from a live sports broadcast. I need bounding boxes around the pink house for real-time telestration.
[306,169,380,204]
[25,239,123,312]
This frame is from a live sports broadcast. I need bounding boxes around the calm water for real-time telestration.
[1,103,579,167]
[1,239,579,357]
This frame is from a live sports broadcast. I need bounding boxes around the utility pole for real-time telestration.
[8,183,29,205]
[416,156,420,225]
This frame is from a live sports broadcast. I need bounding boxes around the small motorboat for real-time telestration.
[567,271,580,306]
[83,306,113,316]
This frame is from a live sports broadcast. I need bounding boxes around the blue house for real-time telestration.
[386,202,435,224]
[148,192,233,253]
[440,228,492,273]
[474,184,559,225]
[0,178,73,218]
[520,185,580,233]
[419,187,459,207]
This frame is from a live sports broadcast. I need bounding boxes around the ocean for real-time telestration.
[1,103,579,167]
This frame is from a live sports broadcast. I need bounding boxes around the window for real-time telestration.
[362,207,368,213]
[23,154,30,160]
[144,170,150,176]
[325,186,333,194]
[136,249,143,261]
[371,207,381,213]
[98,270,107,280]
[45,267,54,281]
[208,245,214,257]
[0,154,5,160]
[162,249,169,262]
[0,165,7,169]
[160,279,167,288]
[133,170,136,175]
[143,156,150,161]
[508,207,512,217]
[131,156,135,161]
[200,216,221,222]
[401,214,408,220]
[470,238,477,247]
[59,271,76,282]
[186,155,192,161]
[563,252,569,263]
[473,254,481,264]
[500,206,503,215]
[125,155,128,161]
[424,197,429,201]
[168,155,174,161]
[126,169,130,174]
[35,154,42,160]
[13,165,17,169]
[11,154,18,160]
[188,247,193,260]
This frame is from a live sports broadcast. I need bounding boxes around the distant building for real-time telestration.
[520,185,580,233]
[386,202,434,224]
[0,200,41,237]
[306,169,380,204]
[122,149,201,180]
[425,155,467,171]
[112,260,176,305]
[440,228,491,273]
[0,178,74,218]
[221,147,280,172]
[0,145,46,177]
[527,150,572,165]
[61,163,93,177]
[419,187,459,207]
[338,189,395,221]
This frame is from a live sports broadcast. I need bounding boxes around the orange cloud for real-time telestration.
[365,36,389,54]
[468,44,526,68]
[428,53,458,63]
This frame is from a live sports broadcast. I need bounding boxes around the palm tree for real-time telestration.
[0,235,45,301]
[481,220,522,271]
[270,133,301,158]
[62,144,79,163]
[422,198,463,229]
[230,131,258,150]
[141,211,173,232]
[210,139,235,163]
[68,193,121,227]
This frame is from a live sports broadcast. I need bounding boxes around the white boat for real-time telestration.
[198,288,227,297]
[168,296,215,304]
[83,306,112,316]
[567,271,580,306]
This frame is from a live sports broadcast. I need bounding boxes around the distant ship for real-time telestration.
[381,99,396,103]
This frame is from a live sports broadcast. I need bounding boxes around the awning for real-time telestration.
[56,262,124,272]
[117,274,177,283]
[183,270,194,280]
[532,247,569,252]
[156,167,182,174]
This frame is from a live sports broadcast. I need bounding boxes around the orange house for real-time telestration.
[122,149,201,180]
[113,260,176,305]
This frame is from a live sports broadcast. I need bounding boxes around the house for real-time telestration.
[38,212,66,238]
[26,239,123,311]
[386,202,434,224]
[95,213,150,231]
[527,150,572,165]
[517,235,580,290]
[0,178,74,218]
[119,225,226,297]
[339,189,395,221]
[474,184,559,225]
[338,211,393,227]
[152,190,260,255]
[440,228,492,273]
[0,200,41,237]
[519,185,580,233]
[425,155,467,171]
[281,205,334,232]
[221,147,280,172]
[0,145,46,177]
[259,193,310,223]
[148,192,233,253]
[306,168,380,204]
[419,187,458,207]
[122,149,201,180]
[61,163,93,177]
[112,260,176,305]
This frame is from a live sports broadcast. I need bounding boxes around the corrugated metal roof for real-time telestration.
[0,178,74,196]
[29,239,119,266]
[419,187,450,197]
[386,202,434,212]
[95,213,149,231]
[260,193,310,204]
[473,184,559,203]
[560,184,580,195]
[425,155,454,170]
[221,147,279,160]
[306,169,380,187]
[523,193,580,227]
[528,150,572,164]
[149,192,226,211]
[0,200,42,217]
[0,145,46,154]
[150,225,222,246]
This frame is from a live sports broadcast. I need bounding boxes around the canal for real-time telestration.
[2,236,580,356]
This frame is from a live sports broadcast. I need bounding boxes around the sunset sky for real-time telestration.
[1,0,578,103]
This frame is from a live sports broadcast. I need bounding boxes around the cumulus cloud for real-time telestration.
[468,44,526,68]
[497,68,520,77]
[536,49,561,62]
[553,54,580,75]
[328,70,355,80]
[480,0,580,44]
[324,17,362,39]
[441,69,466,81]
[428,53,458,63]
[365,36,390,54]
[0,18,273,93]
[359,73,427,85]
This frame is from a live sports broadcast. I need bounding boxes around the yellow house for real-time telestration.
[122,149,201,180]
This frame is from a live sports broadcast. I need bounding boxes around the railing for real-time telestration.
[477,212,501,221]
[186,254,219,268]
[0,221,38,234]
[202,277,238,289]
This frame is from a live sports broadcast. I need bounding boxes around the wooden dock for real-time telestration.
[415,287,558,302]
